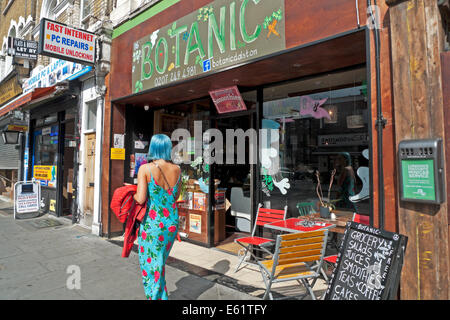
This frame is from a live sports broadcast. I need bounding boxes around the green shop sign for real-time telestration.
[401,159,436,201]
[132,0,286,93]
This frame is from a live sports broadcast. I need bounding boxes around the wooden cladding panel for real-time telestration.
[389,0,449,300]
[441,52,450,224]
[285,0,367,48]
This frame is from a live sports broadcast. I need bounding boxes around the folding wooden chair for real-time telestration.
[234,203,288,272]
[257,229,329,300]
[321,213,370,283]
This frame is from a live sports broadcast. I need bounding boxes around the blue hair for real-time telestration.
[147,134,172,161]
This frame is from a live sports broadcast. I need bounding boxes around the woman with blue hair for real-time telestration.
[134,134,181,300]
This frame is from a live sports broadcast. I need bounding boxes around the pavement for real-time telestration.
[0,198,329,300]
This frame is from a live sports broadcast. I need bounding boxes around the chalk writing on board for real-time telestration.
[325,222,407,300]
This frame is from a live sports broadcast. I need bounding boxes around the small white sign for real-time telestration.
[134,140,148,149]
[114,134,124,149]
[42,127,51,135]
[15,181,40,215]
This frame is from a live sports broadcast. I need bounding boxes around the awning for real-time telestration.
[0,86,57,118]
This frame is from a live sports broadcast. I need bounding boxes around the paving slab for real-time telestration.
[0,208,258,300]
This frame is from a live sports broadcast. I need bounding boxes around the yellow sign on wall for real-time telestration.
[7,125,28,132]
[49,199,56,212]
[110,148,125,160]
[0,77,22,105]
[33,165,56,180]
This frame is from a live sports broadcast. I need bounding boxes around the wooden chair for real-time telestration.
[296,202,316,216]
[234,203,288,272]
[257,229,329,300]
[321,213,370,282]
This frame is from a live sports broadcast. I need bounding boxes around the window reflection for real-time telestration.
[261,68,370,217]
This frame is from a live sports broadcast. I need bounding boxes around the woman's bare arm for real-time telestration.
[134,165,148,205]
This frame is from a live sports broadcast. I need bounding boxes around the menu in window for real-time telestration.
[209,86,247,114]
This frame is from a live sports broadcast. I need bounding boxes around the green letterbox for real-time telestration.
[398,138,445,205]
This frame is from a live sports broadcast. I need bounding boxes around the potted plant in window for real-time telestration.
[315,169,336,219]
[177,173,190,203]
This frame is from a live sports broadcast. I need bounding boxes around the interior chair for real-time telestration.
[296,202,316,216]
[230,187,251,233]
[234,203,288,272]
[321,213,370,283]
[257,229,329,300]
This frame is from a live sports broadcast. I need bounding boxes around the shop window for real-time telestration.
[85,101,97,131]
[81,0,93,22]
[261,68,370,217]
[32,124,59,188]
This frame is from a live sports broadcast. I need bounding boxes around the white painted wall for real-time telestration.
[79,76,104,235]
[110,0,161,26]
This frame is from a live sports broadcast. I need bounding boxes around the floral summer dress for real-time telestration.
[138,163,180,300]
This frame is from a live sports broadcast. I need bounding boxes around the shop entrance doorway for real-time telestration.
[60,118,76,217]
[212,111,257,254]
[82,132,96,226]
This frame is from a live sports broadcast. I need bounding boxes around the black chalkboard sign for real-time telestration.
[325,221,408,300]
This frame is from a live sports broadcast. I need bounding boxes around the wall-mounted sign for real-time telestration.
[23,59,91,93]
[8,37,38,60]
[111,148,126,160]
[38,18,96,65]
[132,0,285,93]
[113,134,125,149]
[209,86,247,114]
[7,125,28,132]
[401,159,436,201]
[318,133,369,147]
[398,138,445,205]
[0,77,22,106]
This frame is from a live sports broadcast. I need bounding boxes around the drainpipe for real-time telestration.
[92,21,112,236]
[368,0,386,230]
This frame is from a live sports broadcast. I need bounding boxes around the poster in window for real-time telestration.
[34,165,57,188]
[193,192,206,211]
[214,191,226,210]
[134,153,148,175]
[189,214,201,234]
[209,86,247,114]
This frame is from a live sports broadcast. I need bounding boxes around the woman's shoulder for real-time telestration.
[169,162,181,173]
[138,162,153,174]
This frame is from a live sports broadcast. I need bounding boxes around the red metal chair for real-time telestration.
[234,203,288,272]
[321,213,370,282]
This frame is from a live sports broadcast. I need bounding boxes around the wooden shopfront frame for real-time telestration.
[105,0,397,244]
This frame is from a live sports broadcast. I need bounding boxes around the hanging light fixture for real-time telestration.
[324,84,338,124]
[324,105,338,123]
[1,130,20,144]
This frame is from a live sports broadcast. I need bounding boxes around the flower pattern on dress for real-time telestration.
[138,171,180,300]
